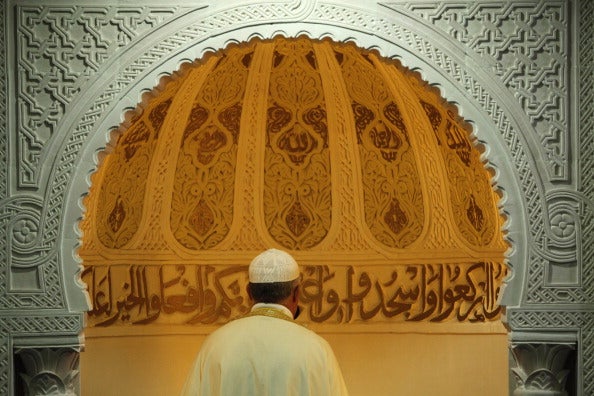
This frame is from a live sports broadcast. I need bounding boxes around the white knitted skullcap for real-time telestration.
[249,248,300,283]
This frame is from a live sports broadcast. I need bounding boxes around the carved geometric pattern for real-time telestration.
[1,315,82,335]
[0,2,6,199]
[507,310,594,395]
[390,0,569,181]
[0,337,7,396]
[507,310,593,330]
[15,5,189,188]
[14,347,80,396]
[547,195,580,254]
[579,0,594,307]
[0,197,65,309]
[518,0,594,307]
[525,250,585,304]
[585,330,594,396]
[510,343,574,394]
[0,314,83,395]
[580,0,594,198]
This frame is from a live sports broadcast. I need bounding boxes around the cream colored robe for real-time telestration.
[181,304,349,396]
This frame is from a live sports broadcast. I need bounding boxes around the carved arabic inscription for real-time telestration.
[83,262,505,327]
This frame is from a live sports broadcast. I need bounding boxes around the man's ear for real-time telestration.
[292,284,300,303]
[246,283,253,301]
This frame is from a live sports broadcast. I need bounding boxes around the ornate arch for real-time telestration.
[76,35,509,329]
[2,1,591,395]
[60,2,532,318]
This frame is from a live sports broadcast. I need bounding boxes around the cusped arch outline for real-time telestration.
[55,2,537,321]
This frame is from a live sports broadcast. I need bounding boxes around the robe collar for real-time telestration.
[249,303,294,321]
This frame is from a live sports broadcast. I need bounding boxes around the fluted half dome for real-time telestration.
[80,36,508,327]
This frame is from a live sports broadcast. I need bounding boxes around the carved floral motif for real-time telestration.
[170,46,253,249]
[419,98,498,246]
[336,44,424,248]
[81,37,508,327]
[265,37,332,249]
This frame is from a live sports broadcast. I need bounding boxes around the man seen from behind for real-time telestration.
[181,248,349,396]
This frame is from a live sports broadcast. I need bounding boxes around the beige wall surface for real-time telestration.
[81,331,508,396]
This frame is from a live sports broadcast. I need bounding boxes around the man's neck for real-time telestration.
[251,302,293,319]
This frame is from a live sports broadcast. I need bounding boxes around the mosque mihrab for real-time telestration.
[0,1,592,395]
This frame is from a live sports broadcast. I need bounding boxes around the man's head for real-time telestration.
[247,248,301,316]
